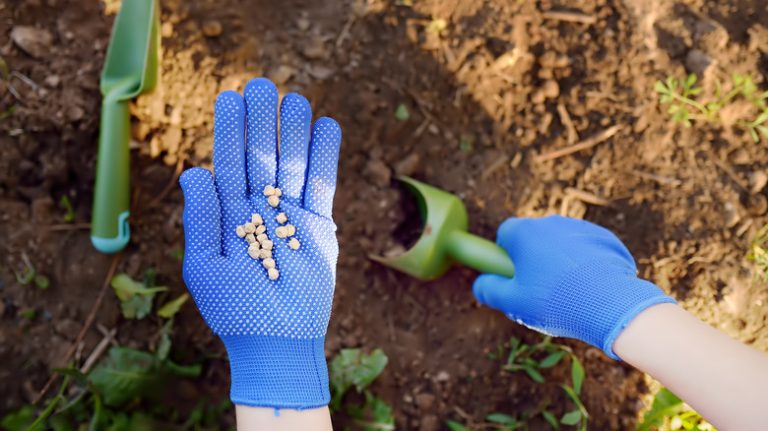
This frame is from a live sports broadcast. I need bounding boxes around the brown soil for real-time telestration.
[2,0,767,429]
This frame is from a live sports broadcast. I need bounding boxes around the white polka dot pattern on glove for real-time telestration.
[179,78,342,339]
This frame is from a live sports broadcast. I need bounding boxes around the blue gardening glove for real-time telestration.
[473,215,675,360]
[179,78,342,409]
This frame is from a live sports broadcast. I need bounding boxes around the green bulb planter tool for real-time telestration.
[91,0,159,253]
[370,176,515,280]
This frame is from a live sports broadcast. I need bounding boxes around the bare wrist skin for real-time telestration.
[614,303,768,431]
[235,405,333,431]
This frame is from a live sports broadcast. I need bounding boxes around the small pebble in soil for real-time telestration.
[275,226,289,238]
[202,20,223,37]
[244,222,256,234]
[252,213,263,225]
[268,268,280,280]
[235,226,246,238]
[268,195,280,207]
[288,238,300,250]
[276,212,288,224]
[263,185,276,196]
[262,258,276,269]
[261,239,274,250]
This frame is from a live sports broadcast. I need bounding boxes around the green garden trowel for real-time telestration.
[91,0,159,253]
[370,177,515,280]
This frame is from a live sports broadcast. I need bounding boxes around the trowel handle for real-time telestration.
[446,230,515,278]
[91,99,131,254]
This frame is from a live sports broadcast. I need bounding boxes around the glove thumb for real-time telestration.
[472,274,522,313]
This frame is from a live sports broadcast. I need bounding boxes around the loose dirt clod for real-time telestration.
[268,195,280,207]
[267,268,279,281]
[285,224,296,237]
[288,238,300,250]
[275,226,288,238]
[252,213,263,225]
[245,233,256,244]
[262,258,276,269]
[276,213,288,224]
[263,185,276,196]
[261,239,274,250]
[255,224,266,234]
[236,226,246,238]
[244,222,256,234]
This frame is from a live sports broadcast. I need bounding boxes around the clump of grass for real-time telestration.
[655,73,768,142]
[330,348,394,431]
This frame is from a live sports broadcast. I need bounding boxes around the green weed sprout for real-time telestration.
[655,73,768,142]
[329,348,394,431]
[637,388,714,431]
[14,253,49,290]
[747,223,768,282]
[450,337,588,430]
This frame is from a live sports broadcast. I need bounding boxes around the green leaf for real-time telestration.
[487,412,519,426]
[654,80,668,94]
[88,346,199,407]
[59,196,75,223]
[539,351,566,368]
[749,127,760,142]
[561,385,587,415]
[753,110,768,126]
[1,405,39,431]
[329,348,388,410]
[33,274,49,290]
[541,410,560,430]
[120,295,154,320]
[571,356,585,395]
[523,366,545,383]
[156,319,173,360]
[637,388,687,431]
[684,73,697,89]
[445,420,470,431]
[757,125,768,139]
[111,274,167,302]
[394,104,410,121]
[561,409,582,426]
[157,293,189,319]
[347,391,395,431]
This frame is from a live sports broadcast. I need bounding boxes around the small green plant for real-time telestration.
[450,337,587,430]
[111,270,168,319]
[394,104,410,121]
[655,73,768,142]
[329,348,394,431]
[637,388,714,431]
[747,223,768,281]
[14,253,49,290]
[1,285,204,431]
[58,196,76,223]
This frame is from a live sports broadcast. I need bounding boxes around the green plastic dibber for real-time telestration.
[370,176,515,280]
[91,0,159,253]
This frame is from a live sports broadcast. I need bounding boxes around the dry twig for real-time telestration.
[542,10,597,25]
[33,253,121,404]
[535,125,622,162]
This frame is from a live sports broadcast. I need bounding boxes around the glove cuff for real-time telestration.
[221,335,329,409]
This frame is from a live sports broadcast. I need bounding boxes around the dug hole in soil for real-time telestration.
[2,0,768,429]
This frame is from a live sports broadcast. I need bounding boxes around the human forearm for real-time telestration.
[235,405,333,431]
[614,303,768,430]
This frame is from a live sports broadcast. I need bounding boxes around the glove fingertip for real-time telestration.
[179,167,214,191]
[472,274,513,308]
